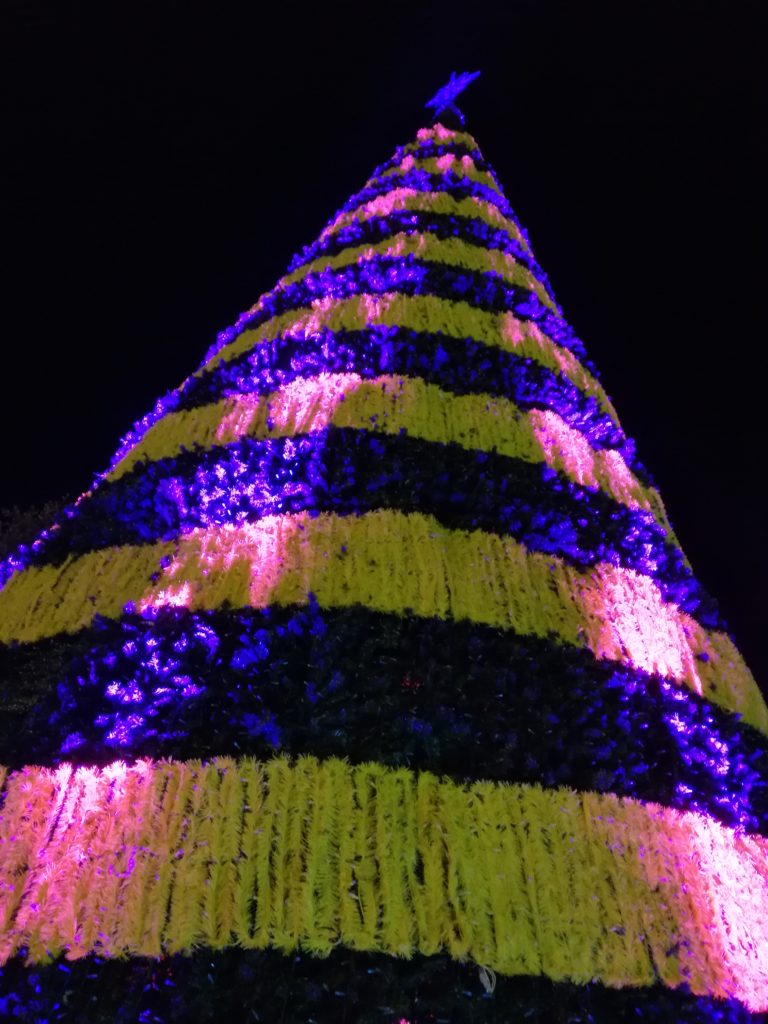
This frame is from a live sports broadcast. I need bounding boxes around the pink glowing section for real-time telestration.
[631,803,768,1009]
[271,293,395,343]
[267,373,363,431]
[214,394,263,444]
[600,449,648,507]
[360,235,412,262]
[320,187,420,239]
[578,564,704,694]
[384,151,489,184]
[212,372,644,516]
[530,408,646,510]
[417,124,461,144]
[1,758,157,960]
[138,580,193,612]
[690,817,768,1006]
[137,515,308,615]
[214,373,367,445]
[501,313,579,376]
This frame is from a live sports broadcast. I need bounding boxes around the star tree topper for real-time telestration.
[425,70,481,126]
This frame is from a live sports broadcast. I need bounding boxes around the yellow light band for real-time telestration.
[0,754,765,1012]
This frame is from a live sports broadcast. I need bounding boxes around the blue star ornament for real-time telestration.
[425,71,481,125]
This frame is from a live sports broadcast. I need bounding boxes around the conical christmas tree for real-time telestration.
[1,85,767,1022]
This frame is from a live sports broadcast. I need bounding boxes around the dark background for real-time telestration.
[2,2,766,689]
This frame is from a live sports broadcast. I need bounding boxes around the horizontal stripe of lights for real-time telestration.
[375,152,505,196]
[201,293,615,427]
[372,137,486,173]
[320,185,526,250]
[108,374,650,513]
[0,510,762,731]
[6,603,764,832]
[315,184,557,313]
[192,324,621,462]
[202,254,574,376]
[277,230,556,312]
[42,426,711,623]
[0,315,629,592]
[0,755,766,1012]
[341,169,516,242]
[406,123,484,155]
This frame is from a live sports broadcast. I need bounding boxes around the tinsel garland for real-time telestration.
[371,136,487,173]
[377,153,503,193]
[320,182,527,256]
[108,374,643,514]
[339,169,520,249]
[100,283,624,519]
[0,309,628,592]
[331,171,585,351]
[318,186,531,265]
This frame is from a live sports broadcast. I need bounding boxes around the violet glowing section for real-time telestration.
[390,235,537,296]
[97,293,611,507]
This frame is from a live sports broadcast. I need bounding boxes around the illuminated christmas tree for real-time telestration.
[1,79,767,1022]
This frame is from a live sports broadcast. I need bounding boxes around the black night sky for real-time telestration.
[3,2,766,690]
